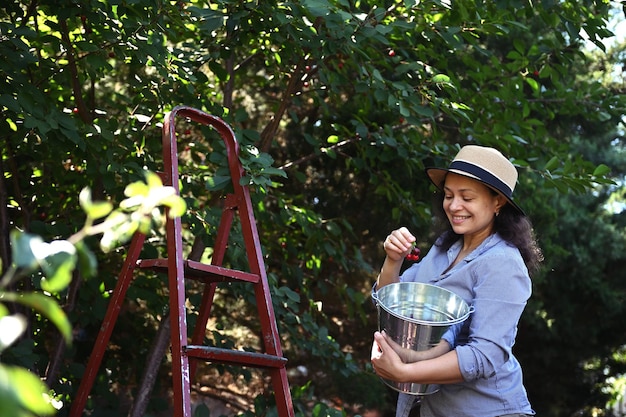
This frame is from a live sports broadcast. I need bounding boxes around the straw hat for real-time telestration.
[426,145,524,214]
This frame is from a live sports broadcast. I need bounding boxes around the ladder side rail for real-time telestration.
[163,110,193,417]
[238,186,284,357]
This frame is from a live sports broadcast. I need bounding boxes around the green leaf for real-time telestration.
[101,215,139,252]
[162,194,187,217]
[208,61,229,81]
[144,170,164,188]
[1,292,71,344]
[144,186,177,209]
[9,233,76,292]
[79,188,114,220]
[592,164,610,177]
[431,74,451,84]
[38,240,77,293]
[75,241,98,279]
[124,181,150,198]
[280,286,300,302]
[0,314,27,352]
[544,156,560,171]
[118,194,144,210]
[525,77,539,93]
[261,167,288,178]
[10,231,38,270]
[0,364,56,415]
[206,175,232,191]
[322,147,337,159]
[301,0,332,17]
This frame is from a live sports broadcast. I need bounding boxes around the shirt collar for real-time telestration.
[448,233,500,264]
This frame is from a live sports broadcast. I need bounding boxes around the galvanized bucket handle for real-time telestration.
[371,287,381,305]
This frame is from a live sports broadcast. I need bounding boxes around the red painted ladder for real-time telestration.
[69,105,294,417]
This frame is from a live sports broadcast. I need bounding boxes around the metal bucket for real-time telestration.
[371,282,472,395]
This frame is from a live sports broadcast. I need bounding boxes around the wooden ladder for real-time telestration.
[69,105,294,417]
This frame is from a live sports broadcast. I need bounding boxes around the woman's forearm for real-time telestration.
[404,340,451,363]
[377,228,415,288]
[376,257,404,288]
[397,350,464,385]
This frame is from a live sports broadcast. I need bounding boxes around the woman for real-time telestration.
[370,145,543,417]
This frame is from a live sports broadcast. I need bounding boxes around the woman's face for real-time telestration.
[442,173,505,239]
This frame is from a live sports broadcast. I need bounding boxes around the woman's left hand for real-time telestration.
[371,331,406,381]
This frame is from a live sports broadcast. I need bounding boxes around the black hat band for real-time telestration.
[449,160,513,199]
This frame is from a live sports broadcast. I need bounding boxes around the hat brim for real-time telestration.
[425,167,525,215]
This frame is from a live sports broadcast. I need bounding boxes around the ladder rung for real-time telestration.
[137,259,261,284]
[184,346,288,369]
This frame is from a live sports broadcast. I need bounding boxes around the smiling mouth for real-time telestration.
[451,215,470,222]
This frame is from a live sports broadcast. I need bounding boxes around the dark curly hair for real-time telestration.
[432,191,544,276]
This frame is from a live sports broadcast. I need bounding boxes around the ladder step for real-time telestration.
[184,346,288,369]
[138,259,261,284]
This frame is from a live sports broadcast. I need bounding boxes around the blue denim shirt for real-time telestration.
[398,233,535,417]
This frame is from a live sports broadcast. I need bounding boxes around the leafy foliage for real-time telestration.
[0,173,185,417]
[1,1,626,416]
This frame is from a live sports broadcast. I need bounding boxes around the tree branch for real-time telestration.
[58,19,92,123]
[257,17,324,153]
[279,135,362,170]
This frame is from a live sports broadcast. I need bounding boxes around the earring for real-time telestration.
[495,211,499,217]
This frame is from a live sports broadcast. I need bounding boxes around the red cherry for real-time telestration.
[533,70,539,76]
[406,246,420,261]
[388,50,396,57]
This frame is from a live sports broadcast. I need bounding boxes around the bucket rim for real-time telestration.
[372,282,472,326]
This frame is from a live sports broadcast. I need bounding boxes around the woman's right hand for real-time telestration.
[383,227,416,261]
